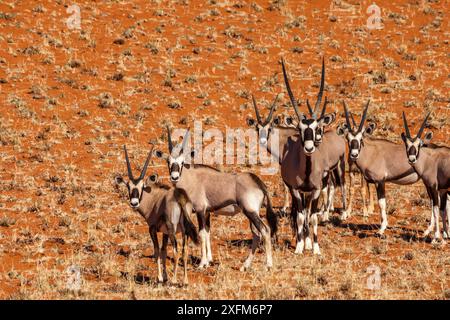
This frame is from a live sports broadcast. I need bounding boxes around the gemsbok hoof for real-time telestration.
[198,260,209,269]
[376,231,386,239]
[313,243,321,255]
[321,212,330,223]
[294,241,304,254]
[305,237,313,250]
[240,265,250,272]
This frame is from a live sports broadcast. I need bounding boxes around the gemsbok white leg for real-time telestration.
[205,213,213,264]
[321,186,329,222]
[376,182,388,235]
[281,183,290,215]
[311,190,321,255]
[150,228,163,283]
[197,210,209,268]
[431,191,441,242]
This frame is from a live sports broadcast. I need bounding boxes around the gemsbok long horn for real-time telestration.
[167,125,173,154]
[358,100,370,132]
[124,145,134,180]
[252,95,263,124]
[417,112,430,139]
[402,111,411,138]
[139,145,154,180]
[343,101,352,130]
[313,57,326,116]
[181,127,190,153]
[350,112,357,129]
[281,58,303,121]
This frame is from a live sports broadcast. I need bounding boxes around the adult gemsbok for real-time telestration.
[280,57,336,255]
[115,145,199,284]
[288,113,376,219]
[401,112,450,240]
[154,127,277,270]
[246,94,298,215]
[337,101,434,237]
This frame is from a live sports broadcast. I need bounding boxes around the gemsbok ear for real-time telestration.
[115,175,125,185]
[322,112,336,126]
[284,116,295,127]
[147,174,158,184]
[246,118,256,126]
[336,124,347,136]
[365,122,376,135]
[401,132,407,143]
[153,149,168,160]
[423,132,433,143]
[273,116,281,126]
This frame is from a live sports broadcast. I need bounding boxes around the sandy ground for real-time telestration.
[0,0,448,299]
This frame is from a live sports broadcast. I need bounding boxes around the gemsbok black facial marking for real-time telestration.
[401,111,430,164]
[153,127,191,183]
[115,145,153,209]
[247,94,280,146]
[341,100,371,160]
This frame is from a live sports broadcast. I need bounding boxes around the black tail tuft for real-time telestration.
[183,210,199,245]
[248,173,278,238]
[265,191,278,238]
[175,188,199,245]
[290,200,298,237]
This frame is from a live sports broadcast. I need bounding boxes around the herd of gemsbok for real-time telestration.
[115,58,450,284]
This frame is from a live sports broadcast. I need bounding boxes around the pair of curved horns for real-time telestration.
[282,57,327,121]
[252,94,280,126]
[402,111,430,139]
[124,144,154,180]
[343,100,370,132]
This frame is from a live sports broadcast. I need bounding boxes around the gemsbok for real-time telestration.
[401,112,450,240]
[337,101,435,237]
[115,145,199,284]
[154,127,277,270]
[246,94,297,215]
[291,112,376,219]
[280,57,336,254]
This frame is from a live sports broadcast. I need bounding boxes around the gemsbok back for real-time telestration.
[154,127,277,271]
[115,145,199,284]
[337,101,435,237]
[401,112,450,240]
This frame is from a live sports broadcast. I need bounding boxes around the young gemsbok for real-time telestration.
[401,112,450,240]
[115,145,199,284]
[154,127,277,270]
[280,57,337,255]
[337,102,437,237]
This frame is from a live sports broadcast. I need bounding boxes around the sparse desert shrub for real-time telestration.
[0,216,16,227]
[98,93,113,108]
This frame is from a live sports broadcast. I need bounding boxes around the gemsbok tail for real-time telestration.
[175,189,200,245]
[249,174,278,237]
